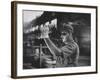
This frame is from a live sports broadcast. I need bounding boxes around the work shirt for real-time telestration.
[56,41,79,67]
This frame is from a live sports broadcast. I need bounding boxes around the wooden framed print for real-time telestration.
[11,1,98,78]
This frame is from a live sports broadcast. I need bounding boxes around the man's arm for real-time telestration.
[39,24,74,58]
[44,38,62,57]
[39,24,62,58]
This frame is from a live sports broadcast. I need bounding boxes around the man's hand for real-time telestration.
[40,24,49,38]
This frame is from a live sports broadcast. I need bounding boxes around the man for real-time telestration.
[40,23,79,68]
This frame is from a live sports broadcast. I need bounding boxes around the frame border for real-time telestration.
[11,1,98,79]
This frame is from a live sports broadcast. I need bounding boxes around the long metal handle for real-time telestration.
[39,44,42,68]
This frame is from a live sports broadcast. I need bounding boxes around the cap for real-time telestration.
[60,23,73,33]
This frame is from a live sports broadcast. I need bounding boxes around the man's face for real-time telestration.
[61,31,69,42]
